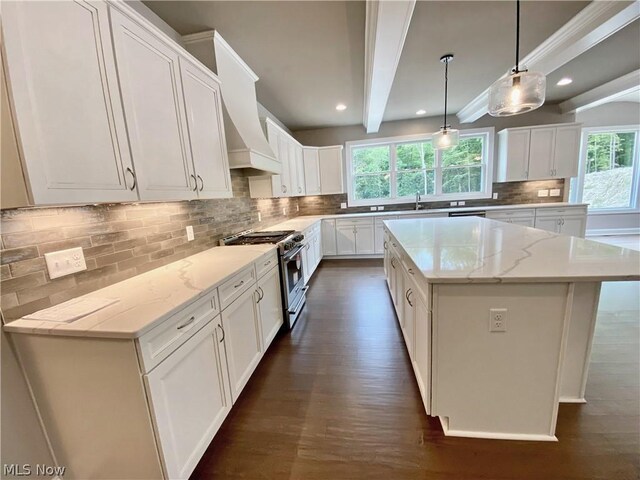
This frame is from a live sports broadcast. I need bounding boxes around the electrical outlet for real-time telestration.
[490,308,508,332]
[370,206,377,211]
[492,193,499,200]
[340,202,347,209]
[458,200,465,206]
[283,207,286,215]
[296,204,299,212]
[549,188,561,197]
[258,212,262,222]
[44,247,87,279]
[538,189,549,197]
[378,206,384,211]
[186,226,194,241]
[450,201,458,206]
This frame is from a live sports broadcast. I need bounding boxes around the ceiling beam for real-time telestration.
[363,0,416,133]
[457,1,640,124]
[559,69,640,113]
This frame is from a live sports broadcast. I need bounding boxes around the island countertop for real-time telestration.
[384,217,640,283]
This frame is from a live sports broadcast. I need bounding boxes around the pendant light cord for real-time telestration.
[443,58,448,128]
[514,0,520,73]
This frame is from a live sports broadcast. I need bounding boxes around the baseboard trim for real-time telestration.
[559,396,587,404]
[586,228,640,236]
[439,416,558,442]
[323,254,383,260]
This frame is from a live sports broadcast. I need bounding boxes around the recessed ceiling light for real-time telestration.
[416,109,427,115]
[335,103,347,111]
[557,77,573,86]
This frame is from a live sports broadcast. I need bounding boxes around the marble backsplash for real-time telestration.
[0,171,299,321]
[299,179,565,216]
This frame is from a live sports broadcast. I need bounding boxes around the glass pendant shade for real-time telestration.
[433,127,459,150]
[488,70,546,117]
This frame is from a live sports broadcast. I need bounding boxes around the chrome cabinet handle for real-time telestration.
[282,185,288,193]
[190,174,198,191]
[383,241,388,250]
[264,260,272,267]
[406,289,414,307]
[126,167,136,191]
[408,268,414,275]
[177,316,195,330]
[258,286,264,301]
[218,324,225,343]
[392,242,397,247]
[197,175,204,191]
[234,280,244,289]
[255,289,261,303]
[391,258,396,268]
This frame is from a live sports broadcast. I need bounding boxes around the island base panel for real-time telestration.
[431,283,570,441]
[559,281,601,403]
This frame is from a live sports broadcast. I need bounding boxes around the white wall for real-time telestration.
[576,102,640,235]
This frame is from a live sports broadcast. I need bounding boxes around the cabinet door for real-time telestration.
[402,272,415,361]
[179,58,232,199]
[559,215,586,238]
[2,0,138,204]
[266,124,284,198]
[293,143,306,196]
[319,147,344,194]
[322,220,337,255]
[257,266,283,351]
[414,290,431,414]
[510,217,535,228]
[553,126,581,178]
[276,134,292,196]
[303,148,321,195]
[394,262,404,326]
[336,226,356,255]
[301,242,311,285]
[534,216,560,234]
[355,224,375,255]
[111,9,196,201]
[499,130,530,181]
[389,255,398,305]
[144,320,231,480]
[313,233,322,270]
[375,225,385,254]
[528,128,556,180]
[221,287,262,401]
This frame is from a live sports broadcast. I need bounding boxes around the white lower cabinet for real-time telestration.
[221,286,263,401]
[336,225,357,255]
[322,219,337,256]
[335,219,375,255]
[145,320,230,480]
[355,224,375,254]
[401,268,415,360]
[257,266,283,351]
[534,207,588,237]
[412,285,431,414]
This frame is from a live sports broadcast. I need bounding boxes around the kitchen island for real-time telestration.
[383,216,639,441]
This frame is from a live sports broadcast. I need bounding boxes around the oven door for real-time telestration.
[282,245,305,308]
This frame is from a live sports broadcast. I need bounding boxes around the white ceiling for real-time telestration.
[143,1,639,131]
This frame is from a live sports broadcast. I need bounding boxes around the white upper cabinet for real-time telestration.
[318,146,344,194]
[111,8,196,201]
[292,143,306,196]
[303,148,322,195]
[497,123,581,182]
[528,127,556,179]
[179,57,232,199]
[2,0,138,205]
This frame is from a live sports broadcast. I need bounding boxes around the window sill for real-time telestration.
[586,208,640,216]
[348,191,493,208]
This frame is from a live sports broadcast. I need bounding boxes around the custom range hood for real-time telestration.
[183,31,280,175]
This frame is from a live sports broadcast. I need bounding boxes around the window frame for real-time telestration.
[345,128,494,207]
[570,125,640,214]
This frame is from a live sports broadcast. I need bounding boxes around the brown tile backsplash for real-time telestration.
[0,171,299,321]
[0,174,563,321]
[298,179,566,216]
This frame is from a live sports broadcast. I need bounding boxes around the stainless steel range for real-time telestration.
[220,230,307,329]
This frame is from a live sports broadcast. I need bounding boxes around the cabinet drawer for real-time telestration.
[137,290,219,373]
[219,265,256,309]
[487,209,535,219]
[336,217,373,228]
[255,250,278,279]
[536,206,587,218]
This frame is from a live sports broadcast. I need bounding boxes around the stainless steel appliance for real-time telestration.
[448,210,486,218]
[220,230,307,329]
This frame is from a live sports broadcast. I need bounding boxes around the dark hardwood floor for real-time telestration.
[191,259,639,480]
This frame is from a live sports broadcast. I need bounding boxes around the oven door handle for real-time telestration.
[288,286,309,314]
[283,244,304,260]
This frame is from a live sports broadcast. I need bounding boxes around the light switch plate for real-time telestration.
[549,188,561,197]
[378,206,384,211]
[283,207,286,215]
[538,189,549,197]
[492,193,499,200]
[450,201,458,206]
[458,201,466,206]
[44,247,87,279]
[340,202,347,209]
[258,212,262,222]
[186,226,194,241]
[370,206,377,211]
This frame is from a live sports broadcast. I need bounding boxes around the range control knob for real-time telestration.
[293,234,304,242]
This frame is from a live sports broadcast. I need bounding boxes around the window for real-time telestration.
[571,127,640,211]
[346,129,493,206]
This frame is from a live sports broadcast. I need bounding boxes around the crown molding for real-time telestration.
[560,70,640,113]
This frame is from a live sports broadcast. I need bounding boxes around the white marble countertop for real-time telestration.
[4,245,276,339]
[385,217,640,283]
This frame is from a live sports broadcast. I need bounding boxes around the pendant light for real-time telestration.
[488,0,545,116]
[433,54,459,150]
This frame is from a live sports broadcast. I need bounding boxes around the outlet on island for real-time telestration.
[490,308,508,332]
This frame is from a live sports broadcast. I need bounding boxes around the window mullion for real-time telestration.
[390,144,397,200]
[435,149,443,195]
